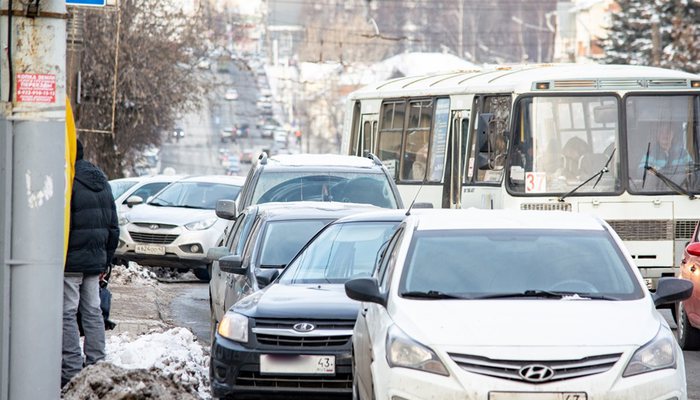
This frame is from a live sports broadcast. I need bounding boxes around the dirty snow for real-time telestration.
[109,262,157,286]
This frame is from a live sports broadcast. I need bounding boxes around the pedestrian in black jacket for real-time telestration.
[62,139,119,388]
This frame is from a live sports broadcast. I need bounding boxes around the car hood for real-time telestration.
[236,283,359,320]
[126,204,215,225]
[392,298,661,349]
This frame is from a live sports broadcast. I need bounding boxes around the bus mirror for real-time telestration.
[476,113,494,152]
[510,166,525,183]
[593,105,617,124]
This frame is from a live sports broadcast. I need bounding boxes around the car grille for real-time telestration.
[236,371,352,390]
[128,232,179,244]
[449,352,621,383]
[252,318,355,348]
[132,222,178,229]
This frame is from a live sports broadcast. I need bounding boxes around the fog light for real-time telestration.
[190,244,201,253]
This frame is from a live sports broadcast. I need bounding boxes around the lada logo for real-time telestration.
[292,322,315,332]
[149,224,160,230]
[518,364,555,382]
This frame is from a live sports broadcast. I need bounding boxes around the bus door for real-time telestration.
[442,111,469,208]
[357,114,378,156]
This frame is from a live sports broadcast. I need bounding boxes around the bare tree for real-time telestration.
[77,0,210,178]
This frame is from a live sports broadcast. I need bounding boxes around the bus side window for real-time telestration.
[378,101,406,180]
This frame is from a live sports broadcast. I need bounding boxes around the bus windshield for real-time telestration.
[509,96,621,195]
[626,95,700,195]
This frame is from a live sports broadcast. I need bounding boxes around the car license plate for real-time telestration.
[490,393,587,400]
[260,354,335,375]
[135,244,165,255]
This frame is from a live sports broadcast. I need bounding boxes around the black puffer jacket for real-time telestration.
[65,159,119,275]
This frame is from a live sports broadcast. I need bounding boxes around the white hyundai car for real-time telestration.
[345,209,692,400]
[114,175,245,280]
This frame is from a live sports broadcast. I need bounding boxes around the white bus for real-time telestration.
[341,64,700,289]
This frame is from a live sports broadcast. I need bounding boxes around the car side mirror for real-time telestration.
[216,199,237,220]
[126,195,144,208]
[687,242,700,257]
[256,268,279,288]
[206,246,230,263]
[219,255,245,275]
[345,278,385,306]
[652,277,693,308]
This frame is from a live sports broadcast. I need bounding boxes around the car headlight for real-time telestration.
[185,217,218,231]
[118,214,130,226]
[623,326,676,377]
[217,311,248,343]
[385,325,449,376]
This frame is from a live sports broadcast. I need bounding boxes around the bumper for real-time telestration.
[210,333,352,398]
[115,224,221,269]
[372,353,687,400]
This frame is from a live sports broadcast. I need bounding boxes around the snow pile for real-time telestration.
[109,262,157,285]
[106,327,210,399]
[62,362,199,400]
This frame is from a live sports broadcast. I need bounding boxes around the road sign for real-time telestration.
[66,0,106,6]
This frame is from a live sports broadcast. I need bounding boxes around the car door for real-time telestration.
[224,215,263,312]
[211,214,245,322]
[354,227,404,400]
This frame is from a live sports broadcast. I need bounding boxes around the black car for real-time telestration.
[209,210,405,399]
[236,153,404,211]
[207,201,379,344]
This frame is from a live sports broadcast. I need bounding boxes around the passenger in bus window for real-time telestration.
[558,137,589,180]
[410,142,429,181]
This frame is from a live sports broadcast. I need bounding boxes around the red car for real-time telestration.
[678,221,700,349]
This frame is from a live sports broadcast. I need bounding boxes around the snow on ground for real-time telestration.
[106,328,211,399]
[109,262,157,285]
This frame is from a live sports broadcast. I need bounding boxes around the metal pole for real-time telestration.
[0,0,67,399]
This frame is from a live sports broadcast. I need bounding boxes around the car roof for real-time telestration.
[332,209,410,224]
[110,174,186,184]
[179,175,246,186]
[407,209,607,232]
[265,154,380,169]
[249,201,380,221]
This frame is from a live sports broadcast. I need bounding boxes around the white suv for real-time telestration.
[346,209,692,400]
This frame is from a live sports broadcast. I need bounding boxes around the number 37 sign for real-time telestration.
[525,172,547,193]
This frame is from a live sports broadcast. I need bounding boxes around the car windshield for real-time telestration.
[279,221,399,284]
[110,180,138,200]
[399,229,643,300]
[149,181,241,209]
[252,171,397,208]
[257,219,333,268]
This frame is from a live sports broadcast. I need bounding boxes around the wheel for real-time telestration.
[193,267,211,281]
[677,301,700,350]
[549,279,598,293]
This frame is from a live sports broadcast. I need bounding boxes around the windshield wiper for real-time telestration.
[260,264,286,269]
[473,290,620,300]
[558,148,616,202]
[400,290,468,300]
[644,166,696,200]
[149,199,173,206]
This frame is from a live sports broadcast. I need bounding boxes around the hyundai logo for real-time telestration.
[518,364,555,382]
[149,224,159,230]
[292,322,315,332]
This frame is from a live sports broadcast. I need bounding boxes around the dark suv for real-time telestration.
[209,210,405,399]
[207,201,378,343]
[236,153,404,210]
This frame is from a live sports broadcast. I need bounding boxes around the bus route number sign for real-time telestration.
[525,172,547,193]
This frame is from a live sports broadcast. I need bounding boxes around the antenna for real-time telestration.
[405,184,425,216]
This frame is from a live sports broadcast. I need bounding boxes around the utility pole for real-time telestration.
[650,14,661,67]
[0,0,67,399]
[457,0,463,58]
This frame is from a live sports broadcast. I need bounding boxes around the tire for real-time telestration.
[677,301,700,350]
[193,267,211,282]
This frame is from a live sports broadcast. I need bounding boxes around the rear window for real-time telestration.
[400,229,643,300]
[257,219,333,268]
[251,171,397,208]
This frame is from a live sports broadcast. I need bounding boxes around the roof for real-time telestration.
[110,174,185,184]
[179,175,247,186]
[265,154,379,169]
[332,209,410,224]
[408,209,606,232]
[251,201,380,221]
[349,63,700,98]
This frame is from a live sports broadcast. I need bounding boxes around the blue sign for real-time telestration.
[66,0,106,6]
